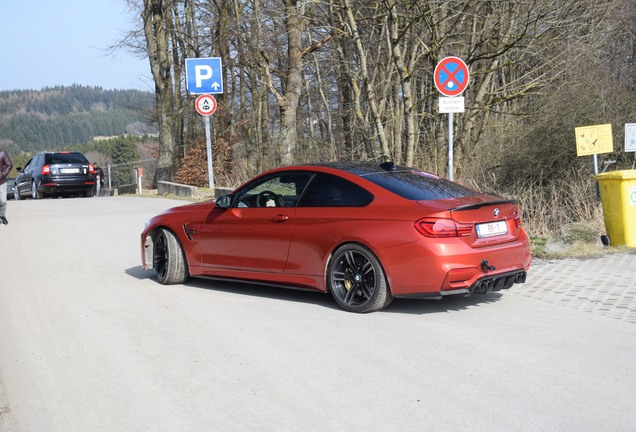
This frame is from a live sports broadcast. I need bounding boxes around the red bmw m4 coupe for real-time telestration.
[141,161,531,312]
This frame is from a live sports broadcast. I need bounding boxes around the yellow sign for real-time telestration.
[575,124,613,156]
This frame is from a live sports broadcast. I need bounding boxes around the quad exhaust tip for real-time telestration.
[472,271,526,295]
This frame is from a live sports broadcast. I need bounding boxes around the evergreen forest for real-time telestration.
[0,85,156,155]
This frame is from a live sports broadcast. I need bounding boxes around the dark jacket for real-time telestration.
[0,149,12,185]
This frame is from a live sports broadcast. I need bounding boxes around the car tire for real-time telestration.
[154,228,189,285]
[327,243,393,313]
[31,181,42,199]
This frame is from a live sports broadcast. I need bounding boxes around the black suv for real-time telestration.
[15,151,96,199]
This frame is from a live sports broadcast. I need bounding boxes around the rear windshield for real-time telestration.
[361,170,478,200]
[45,153,88,164]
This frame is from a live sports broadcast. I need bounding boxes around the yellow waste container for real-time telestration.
[595,169,636,247]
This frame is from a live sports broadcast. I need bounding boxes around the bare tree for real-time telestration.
[142,0,179,181]
[131,0,627,187]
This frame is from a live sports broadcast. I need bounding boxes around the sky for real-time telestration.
[0,0,153,92]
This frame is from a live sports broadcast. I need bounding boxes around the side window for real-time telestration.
[234,173,314,208]
[298,173,373,207]
[22,159,33,172]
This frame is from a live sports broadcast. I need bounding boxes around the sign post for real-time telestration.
[186,57,224,191]
[195,95,218,190]
[135,167,144,194]
[434,57,469,181]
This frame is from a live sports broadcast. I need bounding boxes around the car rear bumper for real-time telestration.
[394,269,527,299]
[39,176,95,194]
[379,229,531,297]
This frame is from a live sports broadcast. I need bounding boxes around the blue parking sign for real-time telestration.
[186,57,224,94]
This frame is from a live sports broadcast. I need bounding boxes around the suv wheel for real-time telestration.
[31,181,43,199]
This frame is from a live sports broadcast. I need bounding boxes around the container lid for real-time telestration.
[595,169,636,181]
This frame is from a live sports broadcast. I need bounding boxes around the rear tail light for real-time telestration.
[89,165,96,174]
[415,217,473,238]
[41,164,50,175]
[513,211,522,228]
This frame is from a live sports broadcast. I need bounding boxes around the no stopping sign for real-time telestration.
[434,57,469,97]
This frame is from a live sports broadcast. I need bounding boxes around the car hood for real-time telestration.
[150,200,214,223]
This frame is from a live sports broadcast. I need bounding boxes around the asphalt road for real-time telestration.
[1,196,635,432]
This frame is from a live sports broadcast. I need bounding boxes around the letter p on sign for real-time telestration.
[195,65,213,87]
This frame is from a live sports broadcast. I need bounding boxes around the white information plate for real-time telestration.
[626,123,636,152]
[439,97,465,113]
[476,220,508,238]
[60,168,80,174]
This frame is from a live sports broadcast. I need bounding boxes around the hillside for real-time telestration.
[0,85,157,154]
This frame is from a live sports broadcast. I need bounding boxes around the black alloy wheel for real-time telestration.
[154,228,189,285]
[328,243,392,313]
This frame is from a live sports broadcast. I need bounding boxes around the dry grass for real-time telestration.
[469,168,604,239]
[512,175,604,238]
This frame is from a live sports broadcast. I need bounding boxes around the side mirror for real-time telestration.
[215,194,233,209]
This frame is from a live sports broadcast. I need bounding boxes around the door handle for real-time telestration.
[270,214,289,222]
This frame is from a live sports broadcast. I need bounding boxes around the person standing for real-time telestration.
[0,148,13,225]
[93,162,104,197]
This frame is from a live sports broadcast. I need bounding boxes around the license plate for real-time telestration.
[60,168,80,174]
[476,220,508,238]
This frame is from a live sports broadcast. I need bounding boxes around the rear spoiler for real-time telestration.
[450,199,517,212]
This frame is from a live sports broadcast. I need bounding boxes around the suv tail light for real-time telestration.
[89,164,96,174]
[415,217,473,238]
[41,164,50,175]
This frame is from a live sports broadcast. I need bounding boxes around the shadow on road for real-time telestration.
[386,292,503,315]
[125,266,152,280]
[125,266,504,315]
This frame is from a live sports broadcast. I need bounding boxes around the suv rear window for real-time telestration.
[361,170,478,200]
[45,153,88,164]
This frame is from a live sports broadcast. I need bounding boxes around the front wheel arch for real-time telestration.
[327,242,393,313]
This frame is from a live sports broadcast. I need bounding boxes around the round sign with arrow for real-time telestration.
[434,57,469,97]
[195,94,217,116]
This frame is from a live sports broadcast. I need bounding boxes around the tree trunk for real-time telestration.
[342,0,390,161]
[388,4,417,165]
[142,0,176,182]
[279,0,304,165]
